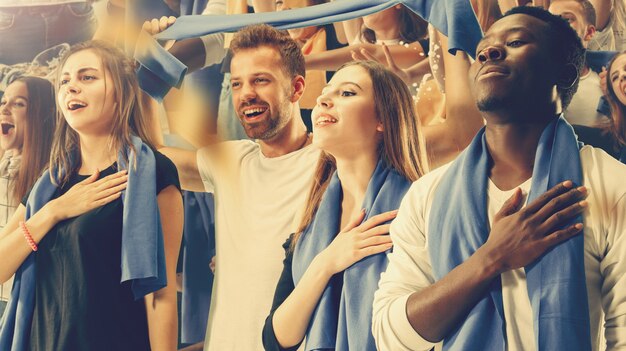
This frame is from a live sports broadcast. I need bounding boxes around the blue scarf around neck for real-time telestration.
[134,0,482,100]
[292,159,412,351]
[0,135,167,351]
[428,116,591,350]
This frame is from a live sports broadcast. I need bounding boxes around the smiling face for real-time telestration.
[312,65,381,157]
[0,81,28,153]
[57,49,117,137]
[609,53,626,106]
[230,46,298,140]
[469,14,560,120]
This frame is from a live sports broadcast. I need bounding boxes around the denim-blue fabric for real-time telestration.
[428,116,591,351]
[0,136,167,351]
[135,0,482,100]
[292,159,412,350]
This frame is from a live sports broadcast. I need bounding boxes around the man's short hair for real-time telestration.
[552,0,597,26]
[230,24,306,79]
[504,6,585,110]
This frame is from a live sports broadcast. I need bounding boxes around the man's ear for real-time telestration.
[291,75,306,102]
[557,63,579,89]
[583,24,596,43]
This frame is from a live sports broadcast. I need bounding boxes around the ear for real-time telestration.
[290,75,306,103]
[583,25,596,43]
[376,121,384,132]
[557,63,579,89]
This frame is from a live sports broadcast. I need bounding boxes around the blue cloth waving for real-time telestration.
[292,159,411,350]
[428,116,591,351]
[135,0,482,100]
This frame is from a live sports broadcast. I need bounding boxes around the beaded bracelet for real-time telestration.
[19,221,38,252]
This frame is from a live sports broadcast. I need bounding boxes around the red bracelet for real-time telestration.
[19,221,38,252]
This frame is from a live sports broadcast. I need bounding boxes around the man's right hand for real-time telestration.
[143,16,177,35]
[480,180,588,275]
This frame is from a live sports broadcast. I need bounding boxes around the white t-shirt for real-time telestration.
[564,69,609,127]
[197,140,319,351]
[372,146,626,351]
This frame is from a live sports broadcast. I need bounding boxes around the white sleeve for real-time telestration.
[196,147,216,193]
[372,180,439,351]
[602,192,626,349]
[199,0,227,68]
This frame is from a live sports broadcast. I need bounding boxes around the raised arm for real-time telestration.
[589,0,612,31]
[158,147,205,192]
[421,32,484,168]
[305,42,426,72]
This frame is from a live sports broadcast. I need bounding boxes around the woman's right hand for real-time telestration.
[317,209,397,276]
[48,169,128,221]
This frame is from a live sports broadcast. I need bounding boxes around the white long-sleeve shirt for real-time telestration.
[372,146,626,351]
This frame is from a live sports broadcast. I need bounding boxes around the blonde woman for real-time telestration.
[263,60,425,351]
[0,41,183,351]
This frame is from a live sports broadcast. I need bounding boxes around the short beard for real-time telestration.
[476,95,516,112]
[247,117,281,140]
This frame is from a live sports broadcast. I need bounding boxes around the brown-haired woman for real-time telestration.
[262,60,425,351]
[0,76,56,318]
[0,40,183,351]
[576,50,626,163]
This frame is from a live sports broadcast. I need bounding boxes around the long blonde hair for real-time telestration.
[50,40,156,185]
[291,60,426,250]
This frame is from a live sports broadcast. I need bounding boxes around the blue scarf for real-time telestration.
[428,116,591,350]
[180,191,215,344]
[0,136,167,351]
[292,159,412,350]
[134,0,482,100]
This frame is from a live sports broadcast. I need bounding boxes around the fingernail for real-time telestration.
[563,180,573,188]
[576,186,587,194]
[578,200,588,207]
[574,223,583,230]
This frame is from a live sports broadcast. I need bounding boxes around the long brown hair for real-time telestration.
[10,76,56,203]
[291,60,426,250]
[50,40,157,186]
[361,5,428,44]
[605,51,626,147]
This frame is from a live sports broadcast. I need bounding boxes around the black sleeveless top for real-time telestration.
[22,152,180,351]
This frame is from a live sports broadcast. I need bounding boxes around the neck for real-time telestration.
[581,64,590,77]
[374,26,401,42]
[77,134,117,175]
[258,107,310,158]
[335,151,379,212]
[485,117,555,190]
